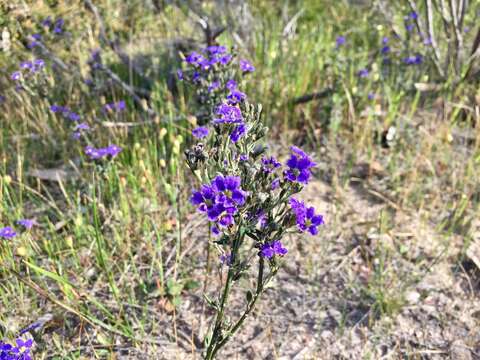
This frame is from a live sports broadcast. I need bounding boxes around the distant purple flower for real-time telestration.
[214,103,243,124]
[32,33,42,41]
[17,219,35,230]
[192,126,209,139]
[220,253,232,266]
[409,11,418,20]
[423,37,432,45]
[261,156,281,174]
[381,45,390,55]
[208,81,220,92]
[358,68,369,78]
[239,154,248,162]
[0,226,16,239]
[192,71,201,82]
[177,69,183,80]
[260,240,288,259]
[33,59,45,71]
[75,122,90,131]
[226,79,237,91]
[206,45,227,55]
[336,35,346,47]
[104,100,126,113]
[20,61,33,70]
[27,41,40,49]
[406,24,415,32]
[284,146,316,184]
[11,71,21,81]
[289,198,324,235]
[227,90,246,105]
[218,54,233,66]
[230,123,247,142]
[185,51,204,66]
[41,16,52,27]
[67,112,80,121]
[403,54,423,65]
[239,59,255,73]
[368,93,375,100]
[53,18,64,34]
[106,144,122,157]
[382,37,389,44]
[14,338,33,359]
[271,178,280,190]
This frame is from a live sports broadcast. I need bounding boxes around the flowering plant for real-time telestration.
[181,45,324,359]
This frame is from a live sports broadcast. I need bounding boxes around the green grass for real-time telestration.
[1,0,479,358]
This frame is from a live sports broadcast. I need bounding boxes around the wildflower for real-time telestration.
[191,184,217,213]
[12,338,33,360]
[226,89,246,105]
[230,123,247,142]
[67,112,80,121]
[261,156,281,174]
[239,59,255,73]
[382,37,389,44]
[220,253,233,266]
[218,54,233,66]
[105,144,122,157]
[381,45,390,55]
[32,34,42,41]
[289,198,324,235]
[284,146,316,184]
[206,45,227,55]
[214,103,243,124]
[271,178,280,190]
[405,23,415,32]
[0,226,16,239]
[368,93,375,100]
[358,68,369,78]
[20,61,33,70]
[33,59,45,71]
[403,54,423,65]
[41,16,52,27]
[11,71,21,81]
[53,18,64,34]
[192,126,209,139]
[185,51,204,66]
[212,175,247,207]
[208,81,220,92]
[16,219,35,230]
[84,145,121,159]
[409,11,418,20]
[75,122,90,131]
[336,35,346,47]
[226,79,237,91]
[239,154,248,162]
[260,240,288,259]
[177,69,183,80]
[104,100,126,113]
[49,105,65,113]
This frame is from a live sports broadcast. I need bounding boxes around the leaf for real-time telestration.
[246,290,253,303]
[166,279,183,296]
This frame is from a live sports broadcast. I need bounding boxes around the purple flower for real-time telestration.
[382,37,389,44]
[284,146,316,184]
[358,68,369,78]
[192,126,209,139]
[106,144,122,157]
[104,100,126,113]
[33,59,45,71]
[75,122,90,131]
[16,219,35,230]
[67,112,80,121]
[260,240,288,259]
[239,59,255,73]
[336,35,346,47]
[214,103,243,124]
[206,45,227,55]
[0,226,16,239]
[403,54,423,65]
[218,54,233,66]
[261,156,281,174]
[381,45,390,55]
[227,90,246,105]
[239,154,248,162]
[41,16,52,27]
[32,33,42,41]
[20,61,33,70]
[271,178,280,190]
[212,175,247,207]
[11,71,21,81]
[368,93,375,100]
[289,198,324,235]
[409,11,418,20]
[226,79,237,91]
[220,253,232,266]
[185,51,204,66]
[230,123,247,142]
[208,80,220,92]
[406,23,415,32]
[53,18,64,34]
[191,184,217,212]
[177,69,183,80]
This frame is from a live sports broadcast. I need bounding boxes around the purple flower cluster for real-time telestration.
[284,146,316,184]
[192,126,209,139]
[50,105,81,121]
[191,175,247,230]
[260,240,288,259]
[0,338,33,360]
[0,227,17,239]
[84,145,122,160]
[289,198,324,235]
[10,59,45,82]
[103,100,126,113]
[403,54,423,65]
[214,104,244,124]
[261,156,281,174]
